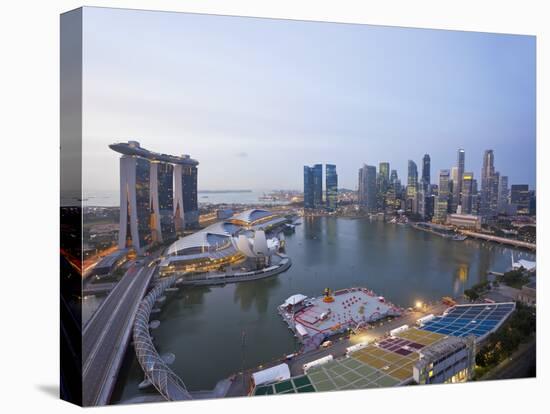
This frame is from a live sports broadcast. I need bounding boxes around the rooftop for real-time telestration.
[230,209,276,225]
[419,302,515,341]
[109,141,199,166]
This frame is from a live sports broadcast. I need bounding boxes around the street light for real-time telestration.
[415,300,423,310]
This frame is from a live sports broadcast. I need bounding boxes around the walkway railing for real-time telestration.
[133,276,192,401]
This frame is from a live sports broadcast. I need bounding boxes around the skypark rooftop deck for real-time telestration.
[109,141,198,166]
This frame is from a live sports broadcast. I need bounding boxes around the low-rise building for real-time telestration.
[446,213,482,230]
[413,335,476,385]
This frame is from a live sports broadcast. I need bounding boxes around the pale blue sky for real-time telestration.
[82,7,536,192]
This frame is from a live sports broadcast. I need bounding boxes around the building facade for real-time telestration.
[358,164,377,212]
[446,213,482,230]
[461,172,474,214]
[407,160,418,214]
[422,154,431,187]
[413,336,476,385]
[451,149,465,213]
[497,175,509,214]
[480,149,497,220]
[433,169,450,223]
[111,140,199,254]
[325,164,338,211]
[304,164,325,210]
[511,184,530,215]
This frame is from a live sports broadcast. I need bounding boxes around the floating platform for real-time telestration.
[278,287,402,343]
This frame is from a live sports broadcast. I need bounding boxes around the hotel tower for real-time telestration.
[110,141,199,254]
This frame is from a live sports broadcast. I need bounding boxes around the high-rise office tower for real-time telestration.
[313,164,323,208]
[480,149,497,219]
[407,160,418,213]
[434,169,451,222]
[377,162,390,210]
[461,172,474,214]
[471,179,480,215]
[304,166,314,209]
[511,184,530,215]
[422,154,431,186]
[174,162,199,231]
[497,175,509,214]
[379,162,390,193]
[304,164,323,209]
[417,184,427,219]
[110,141,199,253]
[390,169,398,186]
[490,171,500,216]
[452,149,465,212]
[325,164,338,211]
[358,164,377,212]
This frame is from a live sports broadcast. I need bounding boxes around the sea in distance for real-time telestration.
[111,216,535,402]
[78,189,289,207]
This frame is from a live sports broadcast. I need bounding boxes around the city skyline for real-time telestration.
[81,7,535,194]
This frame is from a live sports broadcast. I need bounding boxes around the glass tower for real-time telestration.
[158,162,175,238]
[135,157,152,249]
[358,164,377,212]
[325,164,338,211]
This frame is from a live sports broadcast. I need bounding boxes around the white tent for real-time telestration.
[252,363,290,386]
[283,294,307,306]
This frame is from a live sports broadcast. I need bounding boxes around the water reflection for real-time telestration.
[452,263,470,295]
[233,276,280,314]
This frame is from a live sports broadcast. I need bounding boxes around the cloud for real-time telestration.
[236,151,248,158]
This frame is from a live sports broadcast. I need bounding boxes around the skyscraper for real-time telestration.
[407,160,418,213]
[379,162,390,192]
[304,164,323,209]
[110,140,199,253]
[480,149,496,219]
[377,162,390,210]
[390,169,398,186]
[422,154,431,186]
[434,169,450,223]
[358,164,377,212]
[452,149,465,213]
[511,184,530,215]
[325,164,338,211]
[461,172,474,214]
[157,162,175,239]
[497,175,509,214]
[174,162,199,230]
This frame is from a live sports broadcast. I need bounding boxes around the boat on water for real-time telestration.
[452,234,467,241]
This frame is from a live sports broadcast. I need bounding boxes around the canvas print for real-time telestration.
[60,7,536,407]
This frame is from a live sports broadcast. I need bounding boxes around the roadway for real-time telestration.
[82,263,156,406]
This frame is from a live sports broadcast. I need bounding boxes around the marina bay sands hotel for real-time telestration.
[110,141,199,254]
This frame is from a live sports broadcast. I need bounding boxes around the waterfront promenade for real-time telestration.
[459,230,536,251]
[175,256,291,286]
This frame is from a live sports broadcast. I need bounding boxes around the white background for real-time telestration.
[0,0,547,412]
